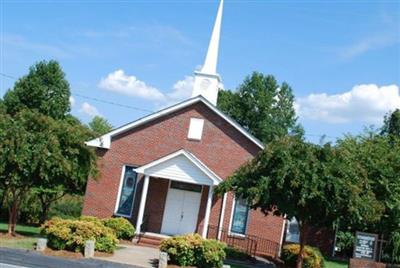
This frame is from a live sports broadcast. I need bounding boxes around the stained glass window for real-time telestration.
[231,198,249,234]
[116,166,137,216]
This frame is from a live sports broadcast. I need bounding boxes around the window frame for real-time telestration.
[114,165,138,218]
[285,217,300,243]
[228,196,250,236]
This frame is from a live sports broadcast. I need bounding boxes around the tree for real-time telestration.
[216,136,381,268]
[1,60,97,233]
[2,60,71,119]
[88,116,113,136]
[336,131,400,258]
[218,72,302,143]
[0,109,97,234]
[381,109,400,137]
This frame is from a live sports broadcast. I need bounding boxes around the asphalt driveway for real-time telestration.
[0,247,140,268]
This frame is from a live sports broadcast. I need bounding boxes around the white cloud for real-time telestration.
[98,69,164,100]
[296,84,400,124]
[167,76,194,101]
[80,102,100,117]
[69,96,75,107]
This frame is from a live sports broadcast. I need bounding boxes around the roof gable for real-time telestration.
[86,96,264,150]
[134,149,222,186]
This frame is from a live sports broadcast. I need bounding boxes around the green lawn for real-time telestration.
[0,222,41,236]
[0,222,41,250]
[325,259,348,268]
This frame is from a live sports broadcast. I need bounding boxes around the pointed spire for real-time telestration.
[201,0,223,74]
[191,0,224,106]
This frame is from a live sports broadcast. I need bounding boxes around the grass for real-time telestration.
[325,259,348,268]
[0,222,41,236]
[0,222,41,250]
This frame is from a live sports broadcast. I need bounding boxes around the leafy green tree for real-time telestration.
[2,60,71,119]
[336,131,400,263]
[217,136,381,268]
[381,109,400,137]
[1,60,98,233]
[0,109,97,234]
[88,116,113,137]
[218,72,302,143]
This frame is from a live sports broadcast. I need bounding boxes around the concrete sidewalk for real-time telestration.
[94,244,160,268]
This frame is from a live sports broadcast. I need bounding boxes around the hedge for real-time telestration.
[41,217,118,253]
[160,233,226,268]
[102,217,135,240]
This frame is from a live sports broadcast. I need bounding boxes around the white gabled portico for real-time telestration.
[134,149,222,238]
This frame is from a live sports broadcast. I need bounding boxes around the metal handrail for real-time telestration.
[206,225,280,258]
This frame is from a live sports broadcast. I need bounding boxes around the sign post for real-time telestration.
[353,231,378,260]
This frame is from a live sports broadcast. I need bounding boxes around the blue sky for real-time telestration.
[1,0,399,143]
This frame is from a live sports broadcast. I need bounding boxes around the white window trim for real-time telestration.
[114,165,138,218]
[228,195,250,237]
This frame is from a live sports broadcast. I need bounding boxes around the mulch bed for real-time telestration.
[43,248,84,259]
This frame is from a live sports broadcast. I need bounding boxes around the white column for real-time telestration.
[135,175,150,235]
[202,185,214,238]
[217,193,227,240]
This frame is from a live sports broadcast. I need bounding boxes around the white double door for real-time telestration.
[161,186,202,235]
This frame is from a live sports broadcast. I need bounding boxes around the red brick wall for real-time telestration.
[82,102,284,246]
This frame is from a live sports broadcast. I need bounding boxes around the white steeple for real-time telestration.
[191,0,224,106]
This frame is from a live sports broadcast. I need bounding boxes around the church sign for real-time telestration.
[353,231,378,260]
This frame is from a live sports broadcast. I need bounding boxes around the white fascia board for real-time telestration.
[134,149,223,186]
[85,96,264,150]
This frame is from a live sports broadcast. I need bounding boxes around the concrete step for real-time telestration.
[136,234,165,248]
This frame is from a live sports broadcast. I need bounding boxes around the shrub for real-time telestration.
[281,244,325,268]
[48,195,83,220]
[335,231,354,257]
[102,217,135,240]
[41,217,118,253]
[160,233,226,268]
[79,215,103,225]
[225,246,251,261]
[196,239,226,268]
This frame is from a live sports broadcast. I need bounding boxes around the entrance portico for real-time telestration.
[134,149,222,238]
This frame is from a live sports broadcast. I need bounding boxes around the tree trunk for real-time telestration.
[295,222,308,268]
[8,198,18,236]
[39,203,50,224]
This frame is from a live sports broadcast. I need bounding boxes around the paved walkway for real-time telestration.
[94,244,160,268]
[0,247,139,268]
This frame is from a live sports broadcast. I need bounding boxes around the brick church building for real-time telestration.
[82,0,324,258]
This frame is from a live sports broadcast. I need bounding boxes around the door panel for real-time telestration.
[161,186,201,235]
[161,188,184,235]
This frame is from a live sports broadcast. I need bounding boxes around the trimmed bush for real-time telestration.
[79,215,103,225]
[197,239,226,268]
[281,244,325,268]
[102,217,135,240]
[41,217,118,253]
[160,233,226,268]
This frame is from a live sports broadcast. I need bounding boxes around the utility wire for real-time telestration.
[0,71,342,139]
[73,93,153,113]
[0,72,152,113]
